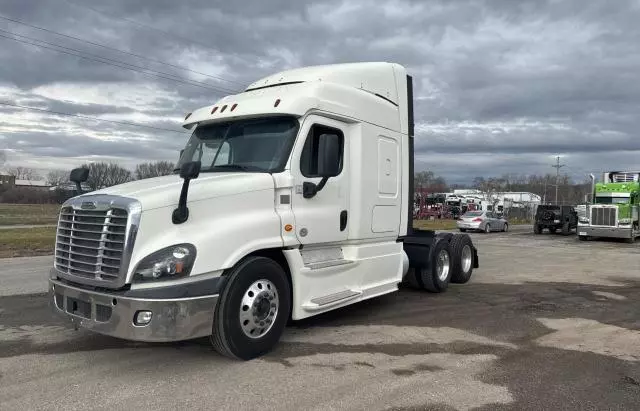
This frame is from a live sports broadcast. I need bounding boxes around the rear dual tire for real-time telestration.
[210,256,291,360]
[449,234,474,284]
[405,234,475,292]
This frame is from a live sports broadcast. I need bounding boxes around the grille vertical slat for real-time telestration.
[55,206,128,283]
[591,207,617,227]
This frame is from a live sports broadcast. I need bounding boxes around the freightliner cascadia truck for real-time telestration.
[49,62,479,360]
[578,171,640,243]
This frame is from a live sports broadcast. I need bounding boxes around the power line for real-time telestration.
[0,30,239,95]
[61,0,229,59]
[0,101,188,134]
[0,14,247,88]
[552,155,566,205]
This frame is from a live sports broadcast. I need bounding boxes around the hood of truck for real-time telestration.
[83,173,275,210]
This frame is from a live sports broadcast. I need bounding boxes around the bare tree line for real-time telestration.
[3,160,176,189]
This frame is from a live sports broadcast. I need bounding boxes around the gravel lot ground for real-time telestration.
[1,226,639,410]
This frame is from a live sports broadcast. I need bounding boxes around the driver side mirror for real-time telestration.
[317,133,341,178]
[302,133,342,199]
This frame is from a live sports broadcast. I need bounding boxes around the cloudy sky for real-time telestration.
[1,0,639,184]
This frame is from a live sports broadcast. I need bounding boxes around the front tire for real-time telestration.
[561,222,570,236]
[534,224,542,234]
[503,223,509,232]
[210,256,291,360]
[484,224,491,234]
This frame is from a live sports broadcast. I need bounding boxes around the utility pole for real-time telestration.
[552,156,565,205]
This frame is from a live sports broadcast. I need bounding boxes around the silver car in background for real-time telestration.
[457,210,509,233]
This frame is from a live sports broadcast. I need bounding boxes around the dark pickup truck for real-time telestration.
[533,205,578,235]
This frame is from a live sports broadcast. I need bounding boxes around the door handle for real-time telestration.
[340,210,348,231]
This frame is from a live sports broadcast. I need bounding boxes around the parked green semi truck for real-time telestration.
[578,171,640,243]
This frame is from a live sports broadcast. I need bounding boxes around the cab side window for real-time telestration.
[300,124,344,178]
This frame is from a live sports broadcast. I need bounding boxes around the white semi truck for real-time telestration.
[49,62,479,360]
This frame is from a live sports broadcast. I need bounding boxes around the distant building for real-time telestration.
[50,182,92,192]
[0,174,16,187]
[14,179,52,191]
[453,189,483,196]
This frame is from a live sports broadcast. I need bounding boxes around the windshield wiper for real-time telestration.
[209,164,263,172]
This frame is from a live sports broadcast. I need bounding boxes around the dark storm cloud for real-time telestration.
[1,0,640,181]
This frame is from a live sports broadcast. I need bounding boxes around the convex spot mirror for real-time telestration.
[69,167,89,183]
[180,161,201,180]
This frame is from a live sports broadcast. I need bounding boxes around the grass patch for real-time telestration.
[0,204,61,226]
[0,226,56,258]
[414,218,532,231]
[414,219,458,230]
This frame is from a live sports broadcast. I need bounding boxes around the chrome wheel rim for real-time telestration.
[461,245,472,273]
[436,249,450,282]
[239,279,279,339]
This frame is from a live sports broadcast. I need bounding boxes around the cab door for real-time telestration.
[289,115,349,245]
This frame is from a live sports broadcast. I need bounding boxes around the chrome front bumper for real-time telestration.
[577,225,633,239]
[49,279,218,342]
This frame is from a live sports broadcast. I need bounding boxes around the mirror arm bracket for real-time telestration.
[302,177,329,199]
[172,178,191,224]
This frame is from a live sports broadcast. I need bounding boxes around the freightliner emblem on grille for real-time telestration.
[80,201,97,210]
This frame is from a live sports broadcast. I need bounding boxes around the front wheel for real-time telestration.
[210,256,291,360]
[484,224,491,234]
[503,223,509,232]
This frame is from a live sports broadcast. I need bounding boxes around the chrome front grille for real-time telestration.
[611,173,639,183]
[55,206,128,283]
[590,207,617,227]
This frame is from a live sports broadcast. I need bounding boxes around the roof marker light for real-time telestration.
[231,103,238,111]
[211,106,218,114]
[221,105,228,113]
[274,99,281,107]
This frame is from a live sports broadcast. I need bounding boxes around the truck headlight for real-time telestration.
[579,217,589,224]
[618,218,631,225]
[132,244,196,282]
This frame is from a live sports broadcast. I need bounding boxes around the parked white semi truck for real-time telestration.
[49,62,479,360]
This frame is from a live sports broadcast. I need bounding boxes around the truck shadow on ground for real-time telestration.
[2,278,639,409]
[2,278,638,355]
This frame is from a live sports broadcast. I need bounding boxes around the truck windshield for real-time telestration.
[177,116,299,173]
[595,195,630,204]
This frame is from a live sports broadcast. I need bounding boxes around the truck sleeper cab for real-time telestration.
[49,62,479,360]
